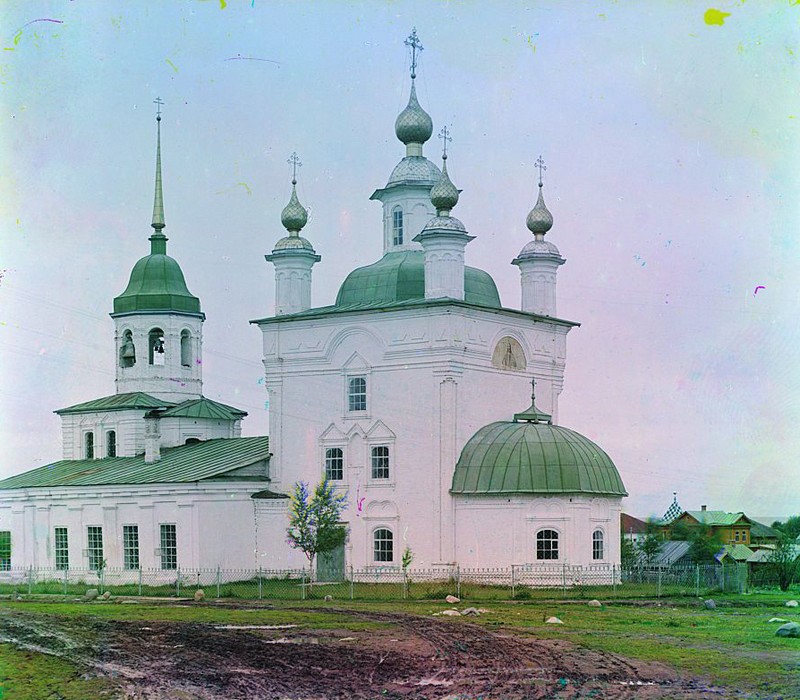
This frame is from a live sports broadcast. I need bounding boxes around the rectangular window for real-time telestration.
[123,525,140,570]
[371,446,390,479]
[325,448,344,481]
[348,377,367,412]
[536,529,559,560]
[54,527,69,570]
[87,526,103,570]
[392,209,404,246]
[107,430,117,457]
[85,432,94,459]
[0,531,10,571]
[734,530,740,542]
[160,524,177,570]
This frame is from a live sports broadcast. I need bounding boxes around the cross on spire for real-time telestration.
[530,376,537,404]
[287,152,302,185]
[154,96,164,121]
[535,154,546,186]
[404,28,423,80]
[438,126,452,159]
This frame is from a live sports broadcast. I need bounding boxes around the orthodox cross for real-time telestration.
[530,376,537,404]
[154,96,164,121]
[438,125,452,159]
[535,154,546,186]
[288,152,302,184]
[404,28,423,79]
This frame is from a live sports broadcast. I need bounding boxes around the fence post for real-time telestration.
[511,564,516,599]
[138,568,142,596]
[657,567,662,598]
[456,565,461,599]
[612,564,617,595]
[721,564,725,593]
[216,566,221,599]
[258,568,263,600]
[27,566,33,595]
[301,569,306,600]
[562,564,567,596]
[100,568,105,595]
[695,564,699,597]
[349,565,354,601]
[64,567,68,596]
[176,568,181,598]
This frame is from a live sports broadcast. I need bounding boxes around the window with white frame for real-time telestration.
[371,446,390,479]
[392,207,404,246]
[536,529,559,560]
[592,530,604,560]
[160,524,177,570]
[106,430,117,457]
[87,526,104,570]
[325,447,344,481]
[85,432,94,459]
[348,377,367,412]
[54,527,69,570]
[373,528,394,562]
[123,525,140,570]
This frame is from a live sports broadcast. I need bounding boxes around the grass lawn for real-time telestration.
[0,593,798,699]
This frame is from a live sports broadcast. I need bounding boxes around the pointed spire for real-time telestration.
[150,97,167,255]
[526,155,553,239]
[395,29,433,150]
[513,377,553,424]
[430,127,459,215]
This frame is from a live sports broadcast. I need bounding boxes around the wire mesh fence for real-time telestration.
[0,562,763,600]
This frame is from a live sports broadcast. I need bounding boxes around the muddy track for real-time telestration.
[0,606,747,699]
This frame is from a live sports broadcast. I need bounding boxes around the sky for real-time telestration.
[2,1,798,521]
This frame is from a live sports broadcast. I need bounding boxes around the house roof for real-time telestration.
[157,397,247,420]
[715,544,754,562]
[0,436,269,489]
[55,392,174,415]
[749,520,780,539]
[621,513,648,534]
[656,540,692,564]
[682,510,752,527]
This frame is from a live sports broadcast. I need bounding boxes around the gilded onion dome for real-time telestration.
[430,155,459,215]
[280,182,308,234]
[526,183,554,238]
[395,81,433,146]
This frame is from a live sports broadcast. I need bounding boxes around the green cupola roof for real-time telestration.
[112,105,202,318]
[451,386,626,497]
[335,250,501,308]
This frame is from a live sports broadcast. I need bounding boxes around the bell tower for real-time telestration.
[110,99,205,401]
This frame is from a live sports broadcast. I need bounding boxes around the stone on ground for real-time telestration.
[101,591,111,600]
[775,622,800,638]
[440,609,461,616]
[83,589,99,601]
[445,595,460,603]
[460,607,480,616]
[546,616,564,624]
[703,599,716,610]
[768,617,788,623]
[324,594,333,601]
[785,600,799,607]
[587,599,602,607]
[194,589,205,602]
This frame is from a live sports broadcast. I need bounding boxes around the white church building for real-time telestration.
[0,30,626,578]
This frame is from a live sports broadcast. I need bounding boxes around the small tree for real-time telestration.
[286,480,348,576]
[637,520,663,565]
[772,515,800,541]
[766,534,800,591]
[687,524,723,562]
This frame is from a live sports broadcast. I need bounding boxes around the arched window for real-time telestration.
[392,207,403,246]
[325,448,343,481]
[119,330,136,368]
[536,529,559,560]
[106,430,116,457]
[592,530,604,560]
[371,446,390,479]
[373,528,394,562]
[85,432,94,460]
[180,330,192,367]
[149,328,166,366]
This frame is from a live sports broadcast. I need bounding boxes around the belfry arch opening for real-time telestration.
[148,328,166,366]
[119,330,136,368]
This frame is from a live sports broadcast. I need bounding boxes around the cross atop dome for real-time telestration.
[535,154,546,187]
[404,27,423,79]
[288,151,302,185]
[438,126,451,159]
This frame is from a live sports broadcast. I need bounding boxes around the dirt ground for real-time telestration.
[1,604,743,699]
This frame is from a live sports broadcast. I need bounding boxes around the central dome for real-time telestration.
[113,253,201,315]
[451,421,627,496]
[335,250,501,308]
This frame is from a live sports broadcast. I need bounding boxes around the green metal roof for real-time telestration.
[55,392,174,415]
[749,520,779,539]
[159,397,247,420]
[716,544,754,562]
[112,253,202,317]
[683,511,751,527]
[451,421,627,496]
[0,436,269,489]
[334,251,501,308]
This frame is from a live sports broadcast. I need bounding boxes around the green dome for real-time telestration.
[113,253,201,316]
[335,251,501,308]
[451,421,627,496]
